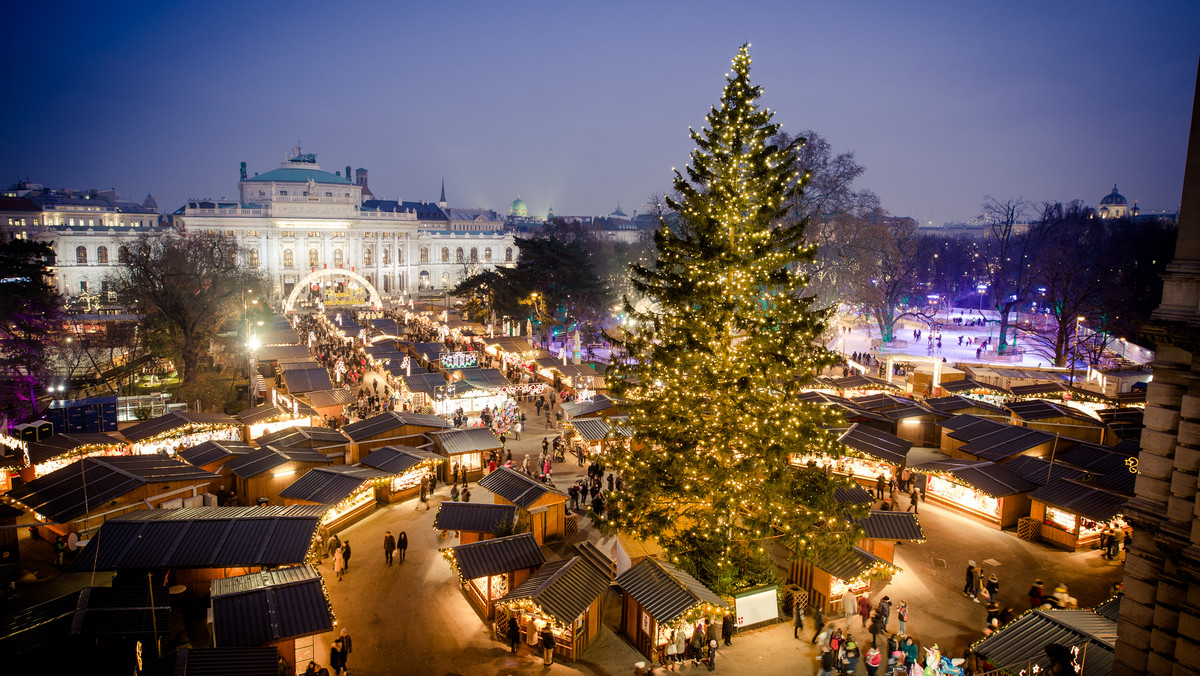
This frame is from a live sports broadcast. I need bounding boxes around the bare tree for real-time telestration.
[848,214,934,343]
[979,196,1047,355]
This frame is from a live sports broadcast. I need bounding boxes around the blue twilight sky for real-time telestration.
[2,1,1198,226]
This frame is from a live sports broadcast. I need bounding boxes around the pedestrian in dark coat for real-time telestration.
[963,560,979,600]
[418,478,428,510]
[877,596,892,631]
[383,531,395,565]
[869,612,886,647]
[875,474,886,500]
[540,624,555,665]
[857,594,871,629]
[398,531,408,561]
[985,573,1000,603]
[1028,578,1044,608]
[812,606,826,644]
[907,486,921,513]
[329,638,347,676]
[722,612,735,645]
[341,541,351,570]
[793,603,805,638]
[507,615,520,653]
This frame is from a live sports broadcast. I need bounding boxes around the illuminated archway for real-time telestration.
[284,267,383,313]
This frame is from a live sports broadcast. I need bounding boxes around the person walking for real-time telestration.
[985,572,1000,604]
[844,636,860,674]
[812,606,826,644]
[963,560,980,601]
[1028,579,1044,608]
[540,623,555,666]
[338,628,352,672]
[341,541,351,570]
[721,611,735,646]
[818,647,836,676]
[506,615,521,654]
[857,594,871,629]
[333,545,346,581]
[706,639,718,671]
[383,531,395,566]
[877,596,892,632]
[841,591,857,628]
[868,611,885,648]
[462,484,472,502]
[865,644,882,676]
[329,637,347,676]
[690,623,705,665]
[398,531,408,562]
[907,486,921,513]
[897,600,909,636]
[875,474,886,500]
[418,477,428,510]
[792,602,805,638]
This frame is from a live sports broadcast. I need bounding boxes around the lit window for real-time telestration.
[118,246,129,264]
[309,248,319,267]
[505,247,513,262]
[334,249,343,266]
[96,246,108,264]
[248,248,259,267]
[455,247,464,263]
[76,246,88,264]
[420,247,429,263]
[469,247,478,263]
[484,248,492,263]
[440,247,449,263]
[283,249,294,267]
[364,248,373,266]
[280,190,287,196]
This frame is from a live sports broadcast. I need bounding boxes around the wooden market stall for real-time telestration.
[359,445,444,503]
[851,510,926,563]
[121,411,243,456]
[791,423,911,490]
[6,456,218,539]
[1005,400,1107,446]
[564,416,633,460]
[253,426,350,462]
[443,532,546,620]
[296,388,358,424]
[788,545,898,616]
[426,427,503,483]
[478,467,569,545]
[954,425,1070,464]
[937,414,1013,455]
[615,556,728,664]
[21,432,128,483]
[178,439,255,496]
[881,404,941,446]
[235,404,312,443]
[433,502,518,544]
[560,395,618,421]
[1027,478,1131,551]
[279,464,391,531]
[495,553,613,663]
[342,411,451,463]
[910,458,1038,529]
[225,446,336,506]
[922,395,1009,421]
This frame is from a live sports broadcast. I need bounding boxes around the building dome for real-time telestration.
[510,196,528,217]
[1100,184,1127,206]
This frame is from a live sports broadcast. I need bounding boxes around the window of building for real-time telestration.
[101,280,110,295]
[96,246,108,265]
[364,247,373,266]
[420,247,429,263]
[440,247,450,263]
[118,246,129,264]
[69,218,75,226]
[484,248,492,263]
[505,247,513,262]
[325,192,332,197]
[309,248,319,267]
[332,232,345,238]
[383,275,390,292]
[76,246,87,264]
[281,231,295,238]
[334,249,344,266]
[247,230,258,237]
[442,272,449,287]
[382,248,390,265]
[248,248,259,267]
[280,190,288,196]
[469,247,478,263]
[226,230,234,237]
[80,280,88,293]
[283,248,294,268]
[259,191,265,196]
[455,247,464,263]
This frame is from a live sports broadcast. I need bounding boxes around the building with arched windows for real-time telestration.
[1,150,518,303]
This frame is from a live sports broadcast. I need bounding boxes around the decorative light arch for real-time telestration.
[283,267,383,313]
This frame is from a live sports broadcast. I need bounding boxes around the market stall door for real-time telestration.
[635,609,655,658]
[531,511,546,544]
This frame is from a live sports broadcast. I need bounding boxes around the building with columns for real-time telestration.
[1116,61,1200,675]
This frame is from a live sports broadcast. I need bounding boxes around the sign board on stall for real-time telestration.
[734,585,778,629]
[440,352,479,369]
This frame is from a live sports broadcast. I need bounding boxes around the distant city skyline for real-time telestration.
[1,1,1197,225]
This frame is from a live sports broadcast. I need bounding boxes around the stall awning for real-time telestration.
[455,368,512,390]
[939,378,1010,395]
[570,417,632,442]
[236,404,290,426]
[434,502,517,534]
[853,511,926,542]
[401,372,450,396]
[360,445,443,474]
[561,395,616,419]
[342,411,449,442]
[923,395,1007,416]
[971,609,1115,676]
[958,426,1057,462]
[833,484,874,505]
[497,555,611,625]
[838,424,911,465]
[254,426,349,450]
[226,446,332,479]
[1027,478,1130,523]
[121,411,241,443]
[479,467,568,508]
[448,532,546,580]
[300,388,358,409]
[615,557,727,625]
[282,367,334,395]
[911,459,1037,498]
[429,427,503,455]
[180,440,255,467]
[211,565,333,647]
[279,465,390,505]
[27,433,126,467]
[804,545,895,582]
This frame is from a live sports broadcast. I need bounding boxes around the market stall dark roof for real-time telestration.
[911,458,1037,497]
[360,445,443,474]
[1094,593,1122,622]
[72,585,172,637]
[225,446,333,479]
[574,539,617,579]
[412,342,445,362]
[0,590,80,656]
[400,372,450,395]
[825,374,901,391]
[838,424,912,465]
[479,467,568,508]
[456,368,512,389]
[569,417,633,441]
[939,378,1010,394]
[798,390,856,406]
[235,404,290,426]
[484,337,536,354]
[71,505,325,571]
[300,388,358,409]
[254,344,311,362]
[805,545,893,582]
[143,647,281,676]
[1009,382,1066,397]
[254,426,349,450]
[434,502,517,534]
[27,432,126,466]
[122,411,241,443]
[561,395,617,419]
[180,440,255,467]
[999,455,1091,487]
[958,426,1057,462]
[7,456,219,525]
[1027,479,1131,522]
[210,565,333,647]
[922,395,1007,416]
[448,532,546,580]
[281,367,334,394]
[850,393,917,411]
[1006,399,1101,424]
[942,415,1013,443]
[342,411,450,441]
[881,405,937,421]
[428,426,503,454]
[971,608,1115,676]
[1095,407,1144,440]
[833,484,874,504]
[853,511,926,542]
[497,555,611,625]
[615,557,727,624]
[279,465,390,505]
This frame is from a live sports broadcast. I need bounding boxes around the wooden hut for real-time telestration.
[910,458,1037,529]
[495,552,613,663]
[788,546,898,616]
[426,427,503,483]
[443,532,545,620]
[478,467,569,545]
[615,557,728,664]
[235,404,311,443]
[359,445,444,503]
[342,411,451,463]
[21,432,127,483]
[279,465,390,531]
[225,446,335,506]
[1028,478,1131,551]
[937,414,1013,455]
[433,502,518,544]
[1006,400,1107,445]
[297,388,358,423]
[121,411,243,456]
[178,440,255,497]
[923,395,1009,421]
[252,426,350,463]
[851,510,926,563]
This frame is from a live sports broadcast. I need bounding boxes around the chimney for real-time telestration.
[345,165,352,181]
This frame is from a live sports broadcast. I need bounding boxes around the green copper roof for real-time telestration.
[245,168,352,185]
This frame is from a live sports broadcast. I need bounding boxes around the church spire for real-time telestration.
[439,178,447,209]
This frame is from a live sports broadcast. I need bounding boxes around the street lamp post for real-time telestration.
[1069,316,1085,385]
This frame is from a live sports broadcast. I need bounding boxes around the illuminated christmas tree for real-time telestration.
[605,45,860,593]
